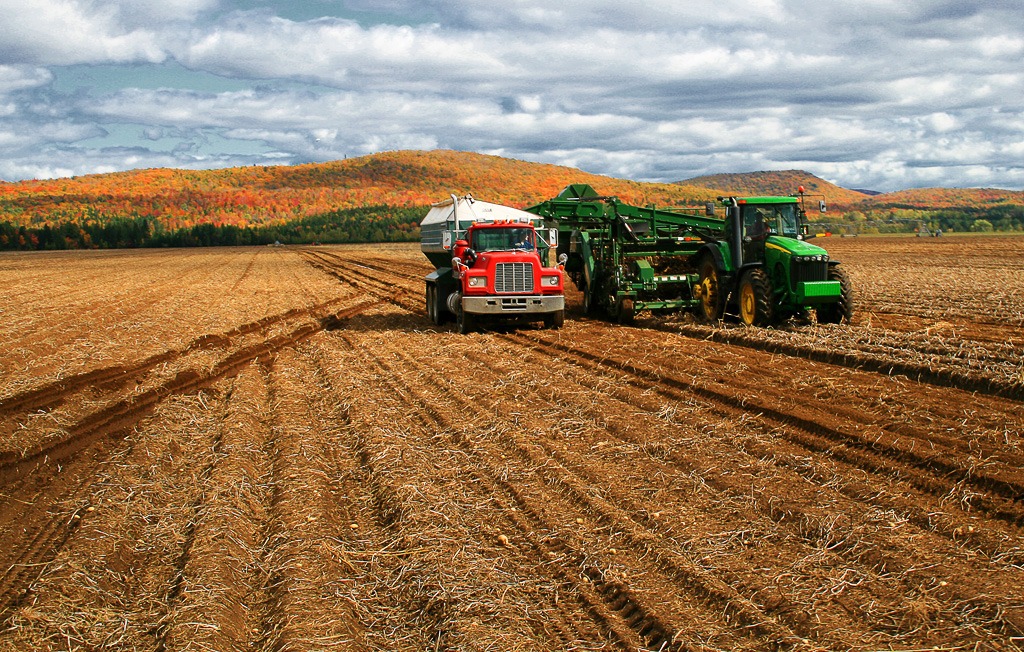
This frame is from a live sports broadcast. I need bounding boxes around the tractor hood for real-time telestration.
[765,236,830,259]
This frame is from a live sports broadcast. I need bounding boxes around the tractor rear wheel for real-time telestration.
[816,266,854,324]
[738,268,773,327]
[696,256,724,323]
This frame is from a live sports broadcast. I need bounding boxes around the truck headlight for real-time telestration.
[468,276,486,288]
[542,275,560,287]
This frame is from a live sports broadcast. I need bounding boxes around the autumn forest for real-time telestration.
[1,150,1022,250]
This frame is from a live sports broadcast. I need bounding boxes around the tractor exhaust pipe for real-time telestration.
[728,197,742,269]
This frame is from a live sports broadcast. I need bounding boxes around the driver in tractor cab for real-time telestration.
[747,209,770,241]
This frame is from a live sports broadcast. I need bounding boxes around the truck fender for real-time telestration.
[426,267,459,316]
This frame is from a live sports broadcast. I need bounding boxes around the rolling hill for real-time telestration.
[0,150,719,232]
[1,150,1022,249]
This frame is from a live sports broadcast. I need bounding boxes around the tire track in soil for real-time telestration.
[510,330,1024,529]
[0,447,103,626]
[299,250,422,315]
[337,329,793,651]
[491,330,1024,641]
[670,322,1024,402]
[0,299,377,484]
[330,332,646,651]
[0,300,378,624]
[0,298,349,419]
[495,330,1024,637]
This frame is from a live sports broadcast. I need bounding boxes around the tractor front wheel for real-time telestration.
[738,268,774,327]
[816,266,854,324]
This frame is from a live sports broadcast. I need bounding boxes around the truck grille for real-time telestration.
[494,262,535,293]
[791,260,828,287]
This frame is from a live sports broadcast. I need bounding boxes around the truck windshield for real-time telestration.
[472,227,535,252]
[743,205,800,238]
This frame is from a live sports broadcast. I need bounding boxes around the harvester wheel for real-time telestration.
[582,284,598,316]
[617,298,635,325]
[457,309,475,334]
[696,256,724,323]
[739,268,773,327]
[544,310,565,329]
[816,266,854,325]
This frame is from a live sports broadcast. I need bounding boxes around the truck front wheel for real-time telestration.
[544,310,565,329]
[457,309,475,334]
[738,268,774,327]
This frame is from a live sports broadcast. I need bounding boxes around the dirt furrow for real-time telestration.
[326,326,634,650]
[515,329,1024,526]
[0,387,229,649]
[339,324,793,650]
[155,363,278,651]
[489,329,1024,642]
[511,328,1024,558]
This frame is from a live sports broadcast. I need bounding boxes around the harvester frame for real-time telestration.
[526,184,853,327]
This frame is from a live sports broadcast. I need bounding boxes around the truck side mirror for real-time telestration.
[705,202,715,216]
[548,228,558,247]
[819,200,827,213]
[442,231,453,249]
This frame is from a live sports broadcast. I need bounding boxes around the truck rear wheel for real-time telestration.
[816,266,854,324]
[426,284,438,324]
[739,268,773,327]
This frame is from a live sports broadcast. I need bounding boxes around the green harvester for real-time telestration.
[525,184,854,326]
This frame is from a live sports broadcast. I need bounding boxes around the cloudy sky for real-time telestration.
[1,1,1022,191]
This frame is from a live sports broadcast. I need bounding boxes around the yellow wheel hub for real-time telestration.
[740,283,756,324]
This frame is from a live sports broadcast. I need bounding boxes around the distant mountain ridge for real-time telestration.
[1,150,1022,237]
[679,170,873,206]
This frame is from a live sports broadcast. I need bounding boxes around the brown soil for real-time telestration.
[1,237,1022,651]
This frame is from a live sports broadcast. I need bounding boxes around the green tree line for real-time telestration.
[816,205,1024,235]
[0,205,425,251]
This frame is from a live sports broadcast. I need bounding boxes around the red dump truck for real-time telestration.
[421,194,566,334]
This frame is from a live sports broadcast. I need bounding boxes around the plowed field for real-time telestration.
[1,237,1022,651]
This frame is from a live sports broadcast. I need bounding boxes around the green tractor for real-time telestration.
[695,192,854,326]
[526,184,854,327]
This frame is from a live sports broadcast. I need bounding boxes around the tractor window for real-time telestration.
[743,205,799,238]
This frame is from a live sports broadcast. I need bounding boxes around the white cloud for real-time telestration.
[0,0,166,64]
[0,0,1021,190]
